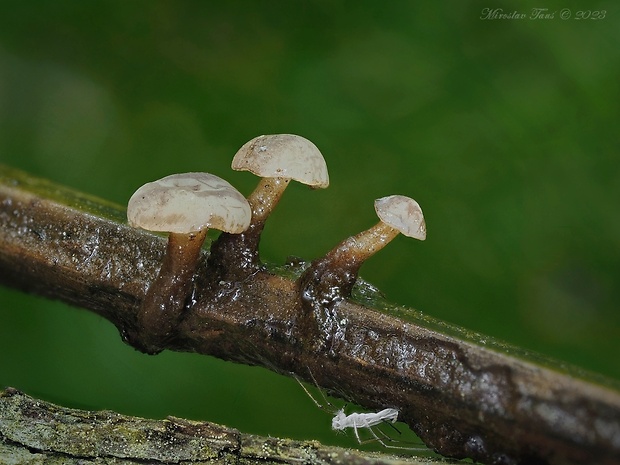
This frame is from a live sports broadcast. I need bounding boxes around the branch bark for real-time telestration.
[0,388,449,465]
[1,164,619,465]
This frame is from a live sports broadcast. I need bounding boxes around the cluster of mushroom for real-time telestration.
[126,134,426,353]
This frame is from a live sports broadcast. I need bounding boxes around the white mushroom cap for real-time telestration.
[127,173,251,234]
[374,195,426,240]
[232,134,329,188]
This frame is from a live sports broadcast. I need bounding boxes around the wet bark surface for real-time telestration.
[1,165,620,465]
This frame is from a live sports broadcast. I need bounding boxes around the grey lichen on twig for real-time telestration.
[0,388,449,465]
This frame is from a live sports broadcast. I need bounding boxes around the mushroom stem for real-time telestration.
[246,176,291,225]
[208,177,290,275]
[298,222,399,306]
[137,229,208,353]
[335,221,401,266]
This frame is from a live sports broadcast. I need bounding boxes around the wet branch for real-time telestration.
[1,164,620,465]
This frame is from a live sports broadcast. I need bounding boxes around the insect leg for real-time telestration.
[294,374,326,409]
[352,416,428,451]
[366,425,429,451]
[294,367,337,411]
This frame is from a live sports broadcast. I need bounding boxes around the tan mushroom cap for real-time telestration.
[374,195,426,240]
[232,134,329,188]
[127,173,251,234]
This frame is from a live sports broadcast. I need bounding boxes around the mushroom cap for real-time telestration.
[127,173,251,234]
[231,134,329,188]
[374,195,426,240]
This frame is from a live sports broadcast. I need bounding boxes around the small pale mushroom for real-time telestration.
[299,195,426,306]
[126,172,251,353]
[209,134,329,272]
[233,134,329,224]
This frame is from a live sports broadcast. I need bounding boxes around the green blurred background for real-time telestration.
[1,0,619,452]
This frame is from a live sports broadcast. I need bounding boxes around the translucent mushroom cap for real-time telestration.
[127,173,251,234]
[374,195,426,240]
[232,134,329,188]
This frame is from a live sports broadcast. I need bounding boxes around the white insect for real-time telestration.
[331,407,400,445]
[295,371,426,450]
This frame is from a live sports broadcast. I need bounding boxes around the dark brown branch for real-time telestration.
[0,388,450,465]
[1,164,620,465]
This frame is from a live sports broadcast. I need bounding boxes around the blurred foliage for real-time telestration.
[0,0,618,452]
